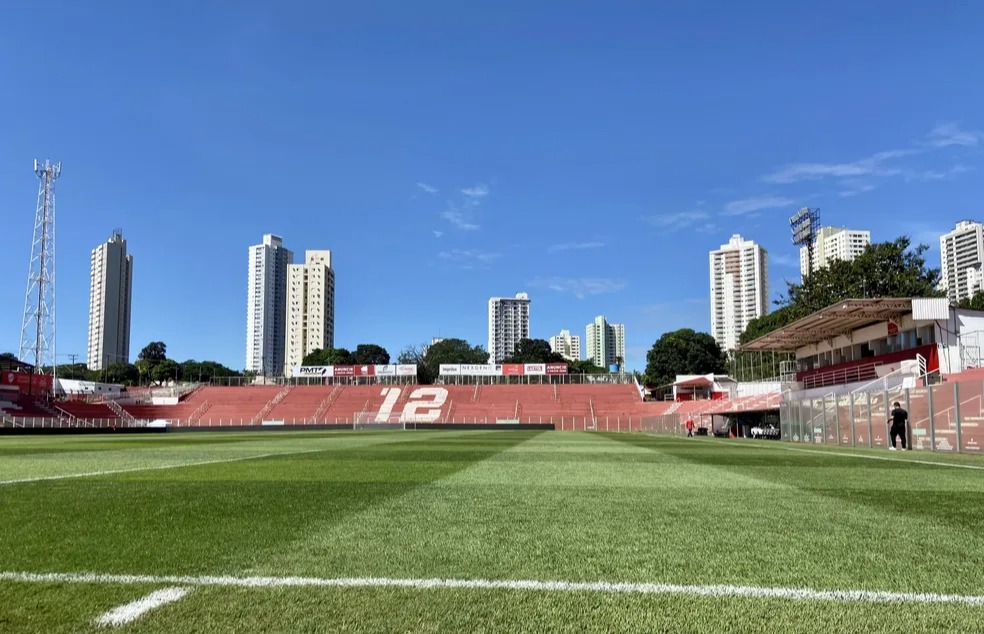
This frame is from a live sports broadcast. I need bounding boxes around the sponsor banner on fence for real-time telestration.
[396,364,418,376]
[440,364,461,375]
[0,371,54,392]
[524,363,545,375]
[545,363,569,375]
[502,364,524,376]
[332,365,375,377]
[461,364,500,376]
[294,366,334,377]
[374,364,397,376]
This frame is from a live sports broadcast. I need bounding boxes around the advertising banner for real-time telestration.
[294,366,334,378]
[461,364,500,376]
[524,363,546,375]
[545,363,569,375]
[374,364,397,376]
[502,364,525,376]
[396,364,418,376]
[0,371,54,393]
[440,364,461,375]
[333,365,376,377]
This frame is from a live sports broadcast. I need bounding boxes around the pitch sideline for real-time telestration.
[2,570,983,607]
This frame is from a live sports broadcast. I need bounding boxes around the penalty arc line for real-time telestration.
[95,587,191,627]
[0,448,329,486]
[2,571,984,607]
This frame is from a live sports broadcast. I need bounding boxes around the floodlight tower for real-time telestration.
[790,207,821,279]
[19,159,62,396]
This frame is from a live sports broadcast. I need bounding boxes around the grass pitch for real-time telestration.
[1,430,983,633]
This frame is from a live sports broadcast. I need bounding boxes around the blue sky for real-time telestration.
[1,1,983,372]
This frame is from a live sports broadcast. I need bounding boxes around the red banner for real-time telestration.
[0,371,54,393]
[502,364,525,376]
[331,365,375,377]
[545,363,569,375]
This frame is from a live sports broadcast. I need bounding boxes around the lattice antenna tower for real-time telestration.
[19,159,62,392]
[789,207,821,279]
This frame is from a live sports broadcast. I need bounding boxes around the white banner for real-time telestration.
[440,364,461,375]
[461,364,500,376]
[524,363,546,375]
[294,366,333,377]
[374,364,397,376]
[396,364,418,376]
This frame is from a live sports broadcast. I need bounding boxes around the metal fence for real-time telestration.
[779,378,983,453]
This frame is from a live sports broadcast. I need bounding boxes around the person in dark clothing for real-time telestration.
[889,401,908,451]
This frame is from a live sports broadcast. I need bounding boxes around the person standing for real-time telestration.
[686,416,695,438]
[889,401,908,451]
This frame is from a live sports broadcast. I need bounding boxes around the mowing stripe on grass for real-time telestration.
[95,587,191,627]
[3,571,983,606]
[0,448,328,486]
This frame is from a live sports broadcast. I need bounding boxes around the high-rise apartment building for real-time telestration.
[549,329,581,362]
[940,221,984,303]
[799,226,871,280]
[246,234,293,376]
[585,316,625,370]
[285,250,335,374]
[710,234,768,351]
[86,231,133,371]
[488,292,530,363]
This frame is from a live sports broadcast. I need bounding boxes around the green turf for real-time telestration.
[1,430,983,633]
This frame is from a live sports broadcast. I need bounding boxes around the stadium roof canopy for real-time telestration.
[739,298,917,352]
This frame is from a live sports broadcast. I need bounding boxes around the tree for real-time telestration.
[302,348,354,366]
[138,342,167,363]
[0,352,17,361]
[180,360,240,382]
[644,328,725,387]
[502,338,564,364]
[958,291,984,311]
[151,359,180,385]
[397,344,431,384]
[422,338,488,380]
[352,344,390,365]
[105,363,140,385]
[568,359,607,375]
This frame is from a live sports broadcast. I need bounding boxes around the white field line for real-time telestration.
[717,439,984,471]
[2,571,983,606]
[0,448,328,486]
[95,587,191,627]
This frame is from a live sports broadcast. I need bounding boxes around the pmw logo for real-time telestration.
[375,387,448,423]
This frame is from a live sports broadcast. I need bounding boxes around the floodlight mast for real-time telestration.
[789,207,820,279]
[19,159,61,397]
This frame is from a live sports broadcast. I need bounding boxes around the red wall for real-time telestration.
[796,344,938,384]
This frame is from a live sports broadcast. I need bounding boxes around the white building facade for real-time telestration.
[488,293,531,362]
[285,250,335,374]
[585,316,625,370]
[246,234,293,377]
[799,226,870,280]
[940,220,984,303]
[710,234,769,351]
[87,231,133,371]
[549,329,582,361]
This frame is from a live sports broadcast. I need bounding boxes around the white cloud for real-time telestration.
[528,276,626,299]
[438,249,501,268]
[646,210,712,231]
[770,252,800,268]
[432,230,444,238]
[763,149,915,184]
[908,164,973,181]
[926,123,983,148]
[723,196,794,216]
[837,181,877,197]
[460,184,490,198]
[440,206,480,231]
[417,182,439,195]
[546,241,605,253]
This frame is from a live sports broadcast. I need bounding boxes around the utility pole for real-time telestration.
[20,160,61,398]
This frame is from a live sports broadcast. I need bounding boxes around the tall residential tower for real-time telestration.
[710,234,768,351]
[285,250,335,374]
[940,220,984,303]
[246,234,293,376]
[87,230,133,371]
[549,329,581,362]
[585,316,625,370]
[488,292,531,362]
[799,226,871,281]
